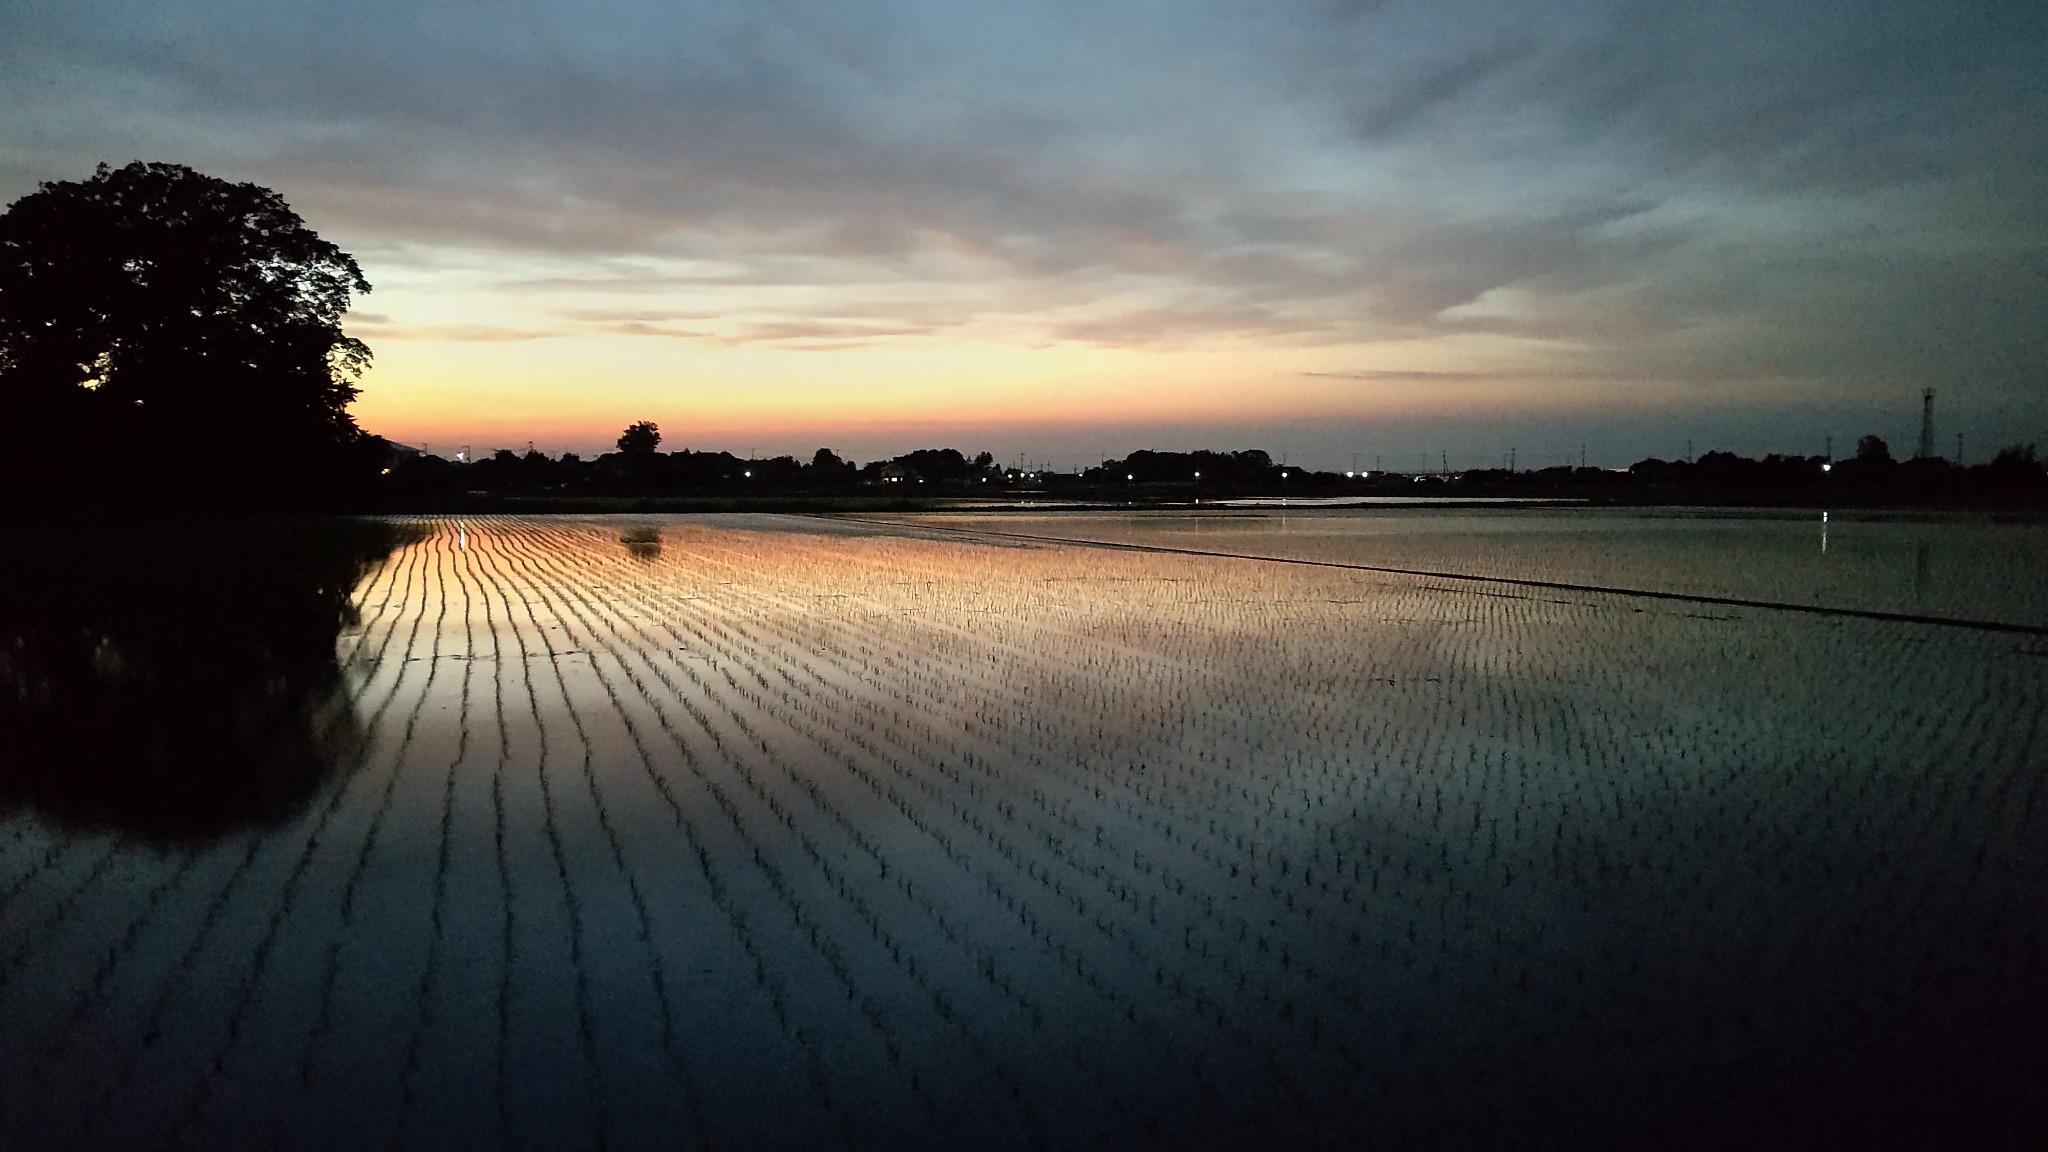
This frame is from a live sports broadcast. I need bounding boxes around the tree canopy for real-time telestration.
[0,161,374,504]
[617,420,662,455]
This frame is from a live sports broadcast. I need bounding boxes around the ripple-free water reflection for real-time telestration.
[620,524,663,562]
[0,517,415,842]
[2,515,2040,1150]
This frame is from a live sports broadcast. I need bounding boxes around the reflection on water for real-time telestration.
[0,515,2041,1148]
[620,524,663,561]
[912,509,2048,628]
[0,517,415,842]
[1914,539,1931,609]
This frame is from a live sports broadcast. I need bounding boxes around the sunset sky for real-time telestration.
[4,1,2044,468]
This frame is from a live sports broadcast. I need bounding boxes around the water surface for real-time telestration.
[2,514,2041,1148]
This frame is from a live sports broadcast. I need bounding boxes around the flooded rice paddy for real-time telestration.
[903,507,2048,628]
[2,511,2043,1148]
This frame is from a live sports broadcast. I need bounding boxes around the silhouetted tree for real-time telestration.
[1981,444,2045,501]
[1987,443,2040,475]
[1855,435,1893,465]
[893,448,974,483]
[617,420,661,455]
[0,161,373,505]
[809,447,856,486]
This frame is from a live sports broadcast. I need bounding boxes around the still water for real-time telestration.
[2,512,2042,1148]
[908,506,2048,628]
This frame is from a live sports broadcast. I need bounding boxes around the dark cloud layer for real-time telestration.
[3,0,2044,452]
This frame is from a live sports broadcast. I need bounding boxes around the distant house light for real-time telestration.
[1821,462,1833,473]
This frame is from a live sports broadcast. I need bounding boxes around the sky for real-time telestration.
[4,1,2044,469]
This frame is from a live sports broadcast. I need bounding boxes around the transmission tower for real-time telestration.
[1917,388,1936,459]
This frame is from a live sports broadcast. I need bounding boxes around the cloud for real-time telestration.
[587,320,714,340]
[350,322,566,342]
[2,0,2044,442]
[589,317,943,348]
[1349,40,1533,141]
[1044,304,1345,348]
[1301,370,1492,382]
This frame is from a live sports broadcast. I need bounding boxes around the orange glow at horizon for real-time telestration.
[345,311,1629,455]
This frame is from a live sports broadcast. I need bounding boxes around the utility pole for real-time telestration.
[1580,444,1587,470]
[1685,438,1694,464]
[1956,432,1964,466]
[1824,434,1833,461]
[1917,388,1936,459]
[1508,446,1516,473]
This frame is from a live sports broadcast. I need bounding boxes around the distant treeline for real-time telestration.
[373,428,2047,510]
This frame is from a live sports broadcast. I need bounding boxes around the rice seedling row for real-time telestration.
[5,514,2040,1148]
[0,532,425,1139]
